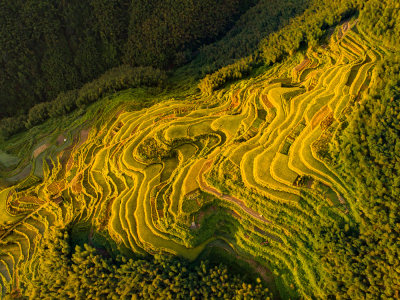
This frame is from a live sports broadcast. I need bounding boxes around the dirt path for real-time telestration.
[88,226,94,246]
[0,202,49,241]
[198,159,270,224]
[243,256,274,286]
[209,239,278,297]
[33,144,49,158]
[76,128,90,148]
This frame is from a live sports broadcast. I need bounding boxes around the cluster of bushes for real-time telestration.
[14,228,272,299]
[198,0,360,94]
[0,115,28,141]
[359,0,400,48]
[198,57,256,94]
[0,66,165,139]
[137,137,172,161]
[76,65,166,106]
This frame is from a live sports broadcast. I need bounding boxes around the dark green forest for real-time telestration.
[359,0,400,49]
[0,0,253,119]
[321,56,400,298]
[0,0,349,138]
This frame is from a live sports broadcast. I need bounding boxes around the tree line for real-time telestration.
[193,0,309,76]
[319,54,400,298]
[0,0,253,122]
[9,228,272,299]
[0,65,166,139]
[198,0,360,94]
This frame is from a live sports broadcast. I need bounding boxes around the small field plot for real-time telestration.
[182,158,205,194]
[188,119,214,137]
[176,144,197,162]
[170,164,192,216]
[165,124,189,141]
[254,149,300,197]
[0,151,20,169]
[211,114,245,138]
[0,189,21,226]
[230,143,257,166]
[160,156,179,182]
[271,153,299,186]
[311,106,332,129]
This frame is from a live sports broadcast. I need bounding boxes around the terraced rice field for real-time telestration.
[0,22,390,297]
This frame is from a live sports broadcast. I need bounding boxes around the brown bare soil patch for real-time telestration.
[261,95,274,109]
[33,144,49,158]
[71,173,83,194]
[66,156,75,172]
[294,58,311,73]
[76,128,90,149]
[47,180,66,196]
[56,134,66,146]
[229,89,241,109]
[99,197,116,230]
[311,105,332,129]
[18,195,44,205]
[320,112,335,130]
[157,209,164,220]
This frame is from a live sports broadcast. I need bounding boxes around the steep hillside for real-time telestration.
[1,17,399,298]
[0,0,255,119]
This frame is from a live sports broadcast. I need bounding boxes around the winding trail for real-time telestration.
[0,202,49,241]
[208,239,279,298]
[198,158,270,224]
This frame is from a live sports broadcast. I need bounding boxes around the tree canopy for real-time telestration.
[319,56,400,299]
[15,228,272,299]
[0,0,253,119]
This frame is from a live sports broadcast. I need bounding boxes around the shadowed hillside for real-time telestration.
[1,0,400,299]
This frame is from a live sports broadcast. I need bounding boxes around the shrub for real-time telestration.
[48,90,79,118]
[198,57,255,94]
[26,102,49,128]
[0,115,27,139]
[0,65,166,139]
[77,65,166,106]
